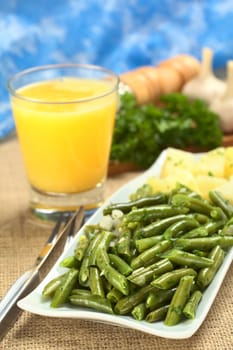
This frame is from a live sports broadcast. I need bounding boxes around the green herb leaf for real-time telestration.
[110,92,223,169]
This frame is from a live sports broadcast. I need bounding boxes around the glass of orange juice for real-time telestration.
[8,63,119,219]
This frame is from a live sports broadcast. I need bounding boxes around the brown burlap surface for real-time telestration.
[0,138,232,350]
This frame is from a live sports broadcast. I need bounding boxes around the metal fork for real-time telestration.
[0,207,85,311]
[0,207,85,340]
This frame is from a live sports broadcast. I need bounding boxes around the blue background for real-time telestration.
[1,0,233,139]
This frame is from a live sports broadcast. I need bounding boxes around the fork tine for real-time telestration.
[48,215,66,244]
[73,206,85,233]
[37,207,85,264]
[35,215,65,266]
[64,206,85,249]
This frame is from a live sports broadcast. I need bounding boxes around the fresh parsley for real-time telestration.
[110,92,222,169]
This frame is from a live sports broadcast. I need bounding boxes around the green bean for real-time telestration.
[188,213,210,224]
[146,288,175,310]
[116,228,131,259]
[51,268,79,308]
[221,218,233,236]
[175,236,221,251]
[131,240,172,269]
[204,220,226,235]
[96,250,129,295]
[89,230,114,266]
[135,214,188,237]
[84,224,102,237]
[209,190,233,218]
[108,253,133,276]
[145,305,170,323]
[151,268,197,290]
[59,255,80,269]
[181,226,208,239]
[74,234,89,261]
[192,250,208,257]
[163,249,214,269]
[183,290,202,319]
[164,275,194,326]
[219,236,233,248]
[170,183,202,198]
[210,207,228,221]
[69,294,114,314]
[79,230,114,286]
[127,221,141,230]
[70,289,92,297]
[115,285,156,315]
[171,194,214,216]
[197,245,225,289]
[131,302,147,321]
[178,233,233,251]
[107,288,123,303]
[89,266,105,297]
[79,233,102,285]
[129,183,153,201]
[42,273,66,298]
[42,183,233,327]
[102,276,113,293]
[128,258,174,286]
[172,194,226,222]
[135,235,163,252]
[126,205,189,223]
[103,193,168,215]
[163,217,199,240]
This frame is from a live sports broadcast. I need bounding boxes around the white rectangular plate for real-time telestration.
[18,150,233,339]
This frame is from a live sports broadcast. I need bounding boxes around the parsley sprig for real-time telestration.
[110,92,222,169]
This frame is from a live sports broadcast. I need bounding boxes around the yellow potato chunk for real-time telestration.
[194,147,225,178]
[147,147,233,200]
[163,169,200,193]
[149,169,199,193]
[196,175,227,200]
[147,176,168,193]
[224,147,233,178]
[161,148,195,178]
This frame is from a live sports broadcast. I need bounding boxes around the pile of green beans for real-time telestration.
[42,186,233,327]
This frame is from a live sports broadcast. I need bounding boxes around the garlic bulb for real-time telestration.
[210,61,233,133]
[182,48,226,104]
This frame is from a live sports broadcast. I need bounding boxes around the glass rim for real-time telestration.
[7,63,119,105]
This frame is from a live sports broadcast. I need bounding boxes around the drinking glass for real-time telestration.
[8,63,119,219]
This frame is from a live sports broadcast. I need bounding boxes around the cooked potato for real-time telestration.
[194,147,225,178]
[224,147,233,178]
[147,176,168,193]
[160,148,195,178]
[147,147,233,200]
[196,175,227,199]
[163,169,199,193]
[149,169,199,194]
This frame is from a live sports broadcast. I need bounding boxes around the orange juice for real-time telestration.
[11,77,118,194]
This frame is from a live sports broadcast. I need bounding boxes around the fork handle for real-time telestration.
[0,268,39,341]
[0,270,33,314]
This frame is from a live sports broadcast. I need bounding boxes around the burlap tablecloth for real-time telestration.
[0,137,232,350]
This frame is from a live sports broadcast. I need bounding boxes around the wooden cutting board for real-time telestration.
[222,133,233,147]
